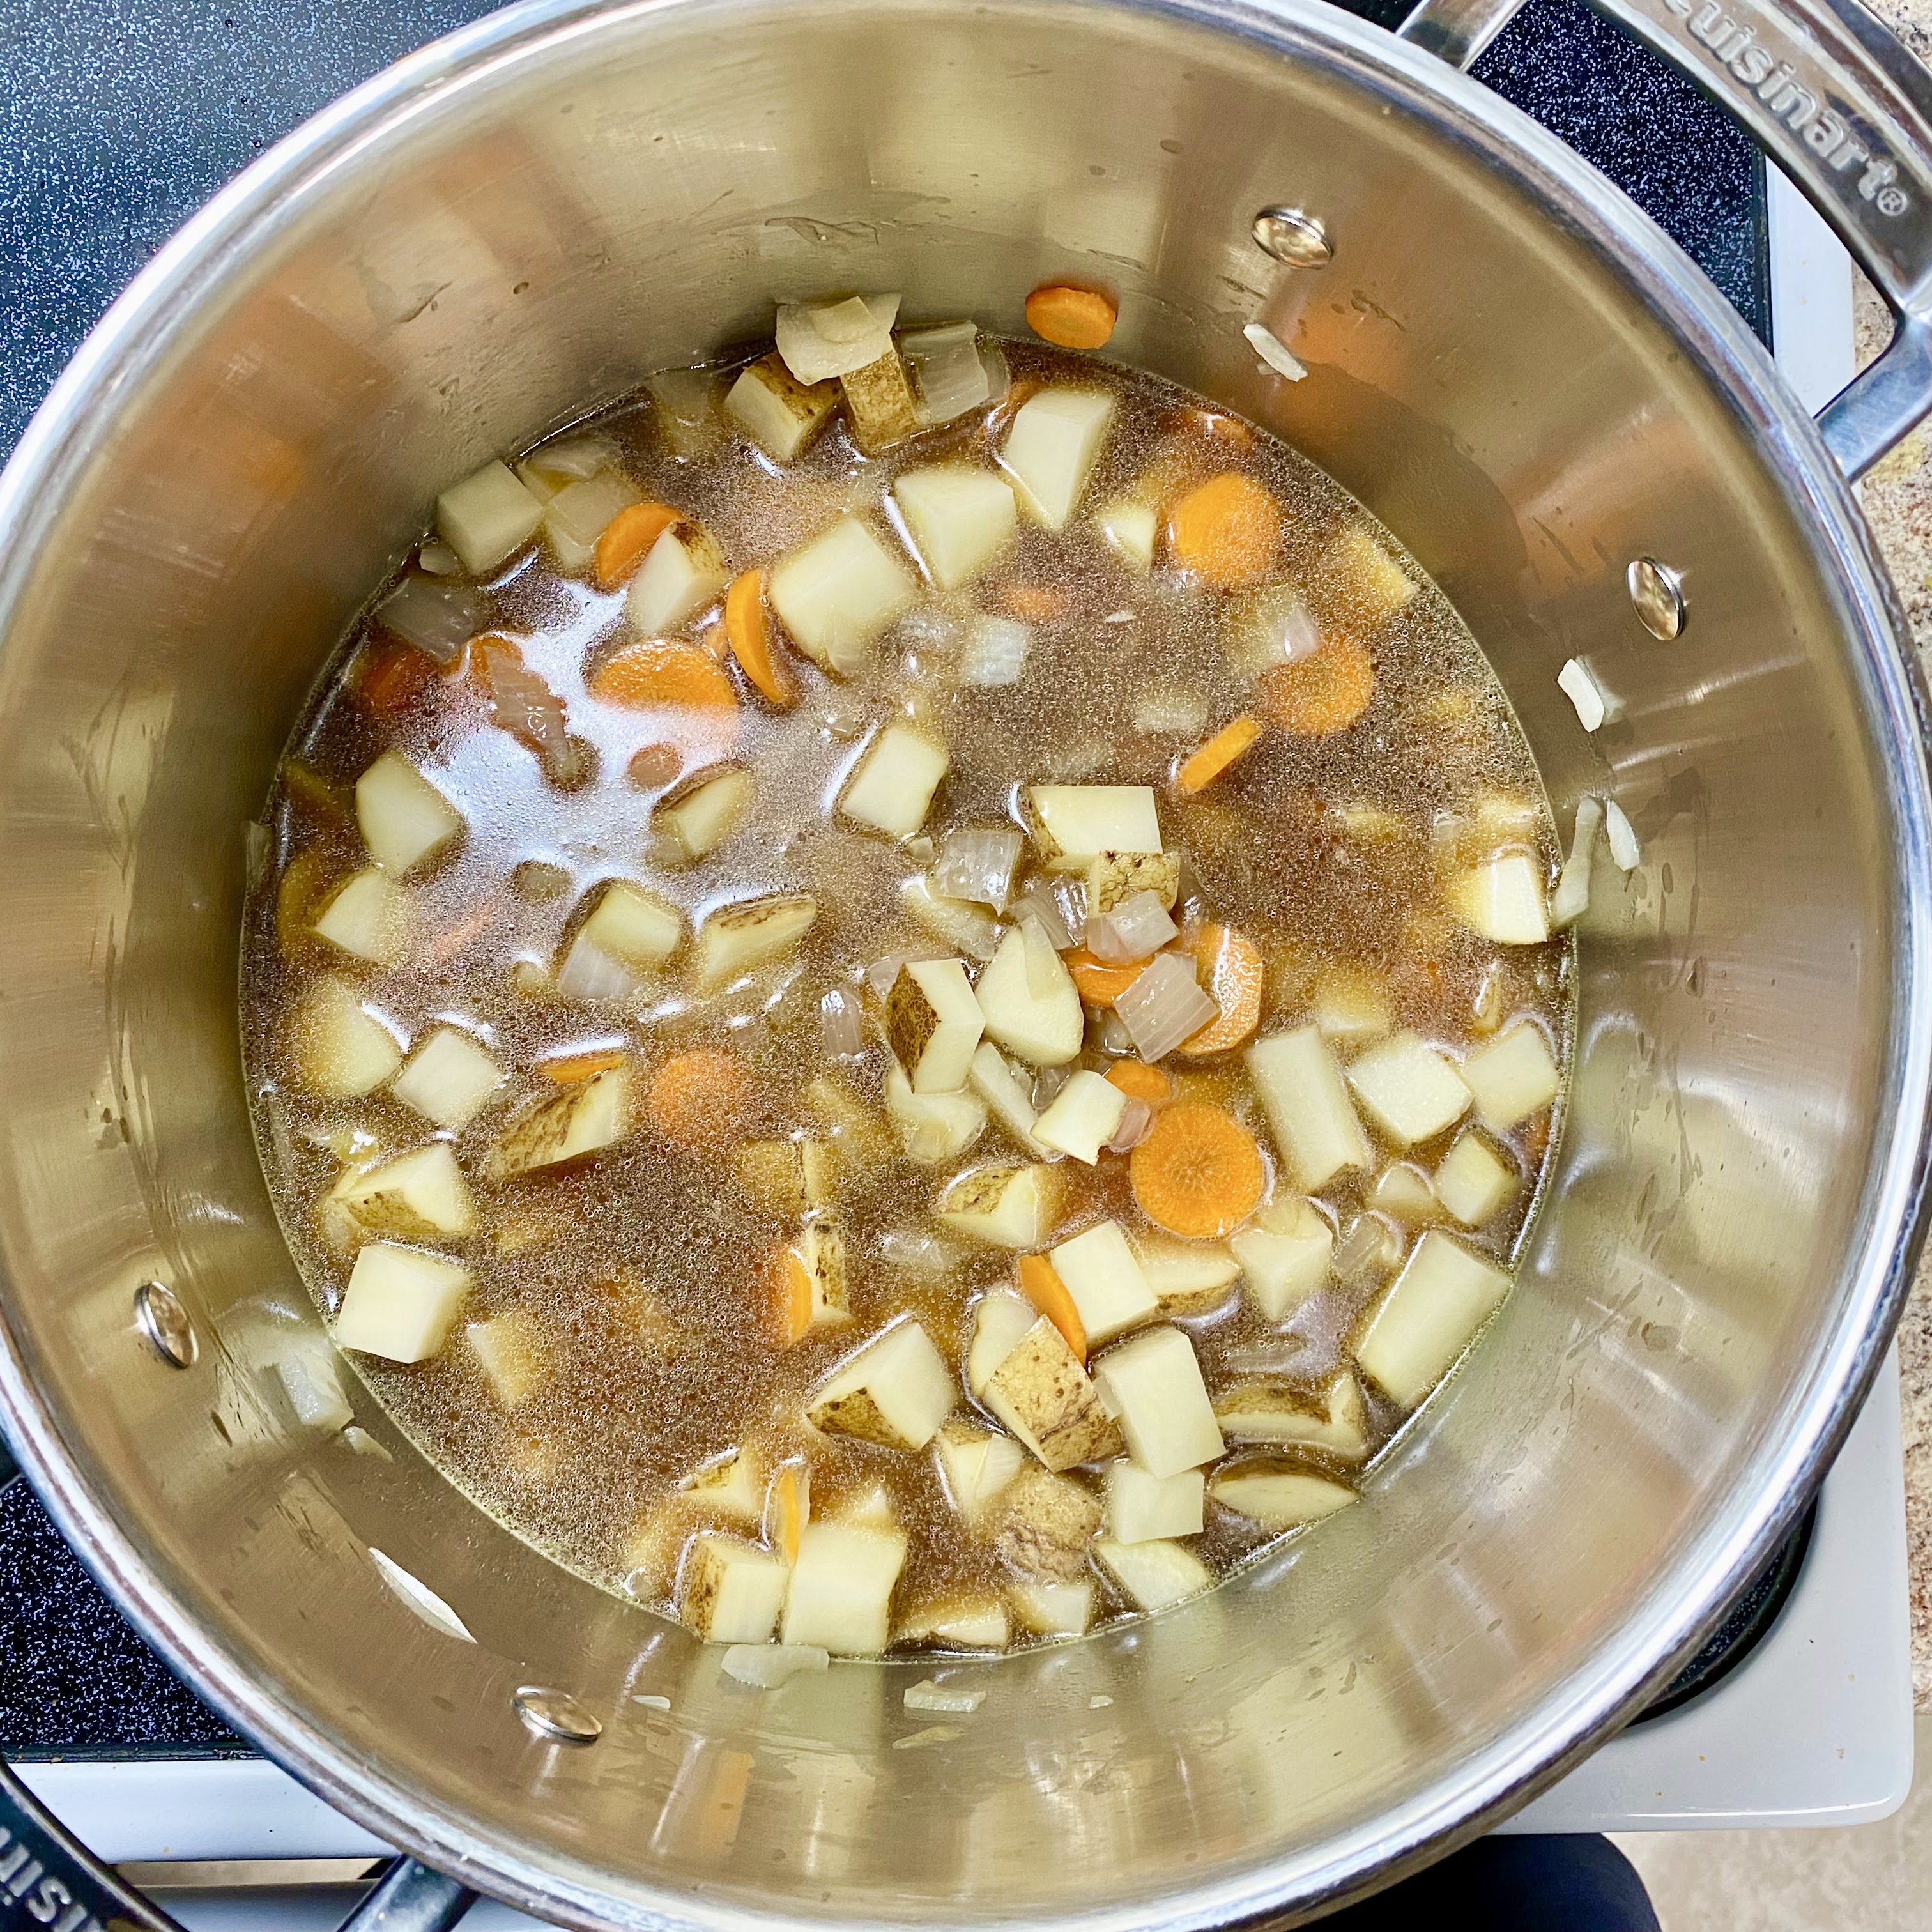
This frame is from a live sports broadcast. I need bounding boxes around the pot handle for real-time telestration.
[1399,0,1932,477]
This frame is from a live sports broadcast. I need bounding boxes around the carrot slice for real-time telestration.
[539,1046,629,1084]
[1180,925,1264,1055]
[1259,634,1376,736]
[724,569,795,707]
[769,1463,809,1561]
[593,502,682,591]
[588,640,741,749]
[1130,1101,1264,1238]
[1168,473,1284,588]
[647,1047,755,1150]
[999,581,1075,622]
[1107,1059,1172,1107]
[1017,1253,1087,1364]
[357,641,440,723]
[1025,283,1119,351]
[769,1246,815,1347]
[1066,947,1144,1009]
[1177,714,1262,795]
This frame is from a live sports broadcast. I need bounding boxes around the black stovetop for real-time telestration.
[0,0,1768,1756]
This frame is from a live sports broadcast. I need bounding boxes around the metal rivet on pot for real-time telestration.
[1627,557,1686,640]
[514,1685,602,1745]
[133,1281,197,1368]
[1251,206,1332,268]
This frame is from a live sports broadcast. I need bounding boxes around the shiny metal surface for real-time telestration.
[510,1688,602,1746]
[132,1282,199,1370]
[1627,557,1689,640]
[1251,204,1335,266]
[0,0,1929,1927]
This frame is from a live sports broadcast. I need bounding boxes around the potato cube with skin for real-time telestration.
[1434,1131,1519,1226]
[973,925,1083,1066]
[627,526,728,636]
[935,1420,1025,1520]
[1011,1579,1094,1636]
[490,1067,629,1176]
[885,960,984,1093]
[1356,1229,1512,1409]
[1105,1460,1205,1543]
[938,1160,1059,1249]
[1050,1220,1158,1345]
[1209,1459,1358,1530]
[330,1143,473,1241]
[1000,388,1117,530]
[967,1291,1040,1394]
[695,894,817,991]
[1092,1326,1224,1478]
[436,460,542,575]
[841,348,919,456]
[841,725,951,839]
[1346,1034,1472,1148]
[769,518,918,677]
[808,1320,956,1450]
[356,751,463,875]
[1462,1022,1560,1129]
[1086,849,1180,916]
[1245,1026,1372,1190]
[1230,1197,1333,1322]
[466,1310,545,1409]
[893,465,1018,589]
[1095,498,1156,572]
[391,1025,502,1130]
[680,1446,765,1523]
[1214,1373,1370,1460]
[334,1242,470,1362]
[775,1220,852,1340]
[291,976,402,1097]
[682,1533,790,1644]
[1028,785,1161,862]
[1136,1237,1241,1314]
[781,1521,908,1655]
[884,1066,986,1164]
[1454,852,1550,944]
[994,1465,1103,1580]
[980,1315,1123,1472]
[774,293,900,385]
[1033,1070,1128,1164]
[314,868,408,965]
[579,881,683,969]
[725,353,840,463]
[656,765,755,864]
[1094,1537,1211,1612]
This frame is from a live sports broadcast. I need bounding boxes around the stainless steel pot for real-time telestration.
[3,0,1932,1926]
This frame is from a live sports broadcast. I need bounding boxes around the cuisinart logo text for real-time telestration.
[1659,0,1912,214]
[0,1826,102,1932]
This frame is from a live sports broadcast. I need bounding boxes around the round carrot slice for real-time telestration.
[1130,1101,1264,1238]
[1025,283,1119,350]
[1169,473,1283,588]
[589,640,740,752]
[1066,946,1144,1009]
[648,1047,755,1150]
[1180,925,1264,1055]
[1106,1059,1172,1107]
[1259,634,1376,736]
[1017,1254,1087,1363]
[593,502,682,592]
[724,569,795,707]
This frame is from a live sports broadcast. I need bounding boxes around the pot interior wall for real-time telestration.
[0,0,1915,1924]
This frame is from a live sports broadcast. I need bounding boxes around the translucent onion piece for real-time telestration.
[958,616,1029,687]
[774,293,901,385]
[376,576,484,664]
[820,986,865,1060]
[903,321,991,426]
[1220,1337,1312,1376]
[1550,795,1604,928]
[1132,684,1209,737]
[1114,952,1219,1061]
[877,1227,967,1276]
[1084,891,1179,966]
[721,1644,829,1689]
[1333,1213,1404,1283]
[475,638,571,776]
[417,540,461,576]
[1031,1064,1070,1110]
[556,934,642,1003]
[1105,1096,1153,1152]
[935,827,1022,910]
[523,434,620,484]
[1012,878,1074,952]
[1094,1009,1135,1056]
[1243,321,1307,381]
[977,343,1013,411]
[1604,799,1641,871]
[866,947,948,999]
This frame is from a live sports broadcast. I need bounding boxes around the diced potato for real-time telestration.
[1355,1229,1512,1409]
[680,1446,765,1522]
[518,434,620,495]
[926,1598,1010,1648]
[841,348,919,455]
[1094,1537,1211,1612]
[1105,1460,1206,1543]
[774,293,901,385]
[626,525,729,636]
[1434,1131,1519,1227]
[967,1290,1041,1393]
[1011,1579,1094,1636]
[541,468,643,573]
[355,751,463,876]
[1230,1197,1332,1322]
[465,1310,546,1409]
[935,1419,1025,1520]
[1213,1372,1370,1460]
[643,368,726,458]
[893,465,1018,589]
[885,960,983,1093]
[681,1532,790,1644]
[1318,525,1416,625]
[1091,1326,1223,1478]
[781,1521,908,1655]
[1313,967,1392,1045]
[583,881,684,967]
[1346,1033,1472,1148]
[314,867,408,965]
[1454,852,1551,944]
[842,724,951,839]
[391,1025,503,1130]
[656,765,755,864]
[291,975,402,1096]
[994,1466,1103,1580]
[725,353,840,463]
[967,1042,1052,1158]
[1000,388,1117,530]
[1135,1236,1241,1314]
[901,875,1002,962]
[769,518,918,676]
[973,926,1082,1066]
[884,1066,987,1164]
[809,1319,957,1451]
[1209,1459,1358,1530]
[981,1315,1123,1471]
[776,1220,852,1338]
[436,459,542,575]
[802,1075,894,1169]
[490,1067,629,1176]
[1050,1220,1158,1344]
[735,1137,839,1216]
[694,894,818,990]
[1094,498,1156,572]
[1086,849,1180,916]
[1245,1026,1372,1190]
[334,1241,470,1362]
[1033,1070,1128,1164]
[1029,784,1161,862]
[1461,1022,1560,1128]
[330,1143,473,1241]
[1370,1162,1439,1223]
[939,1160,1059,1249]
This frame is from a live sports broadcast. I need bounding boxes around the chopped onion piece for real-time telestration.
[902,321,992,426]
[1550,796,1604,928]
[958,616,1030,687]
[905,1679,985,1714]
[1013,878,1076,951]
[775,294,901,385]
[877,1227,967,1276]
[1031,1063,1070,1109]
[1133,684,1209,737]
[523,434,620,485]
[376,576,483,664]
[1605,799,1641,871]
[1106,1096,1154,1152]
[721,1643,829,1689]
[820,986,865,1060]
[1084,891,1178,966]
[1244,321,1308,381]
[417,540,461,576]
[1095,1009,1135,1055]
[556,935,642,1003]
[866,947,949,998]
[1115,952,1219,1061]
[1333,1213,1403,1283]
[935,827,1022,910]
[475,638,570,774]
[1557,657,1620,732]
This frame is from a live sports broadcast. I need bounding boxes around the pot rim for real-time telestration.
[1,0,1928,1924]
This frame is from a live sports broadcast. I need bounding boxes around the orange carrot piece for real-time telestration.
[1180,925,1264,1055]
[1018,1253,1087,1364]
[1066,947,1144,1009]
[357,641,439,723]
[593,502,682,591]
[1106,1059,1172,1107]
[1185,408,1256,450]
[647,1047,755,1150]
[1130,1101,1264,1239]
[698,615,731,663]
[999,581,1075,623]
[768,1463,809,1561]
[1177,714,1263,795]
[590,639,740,719]
[769,1246,815,1347]
[539,1045,629,1084]
[724,569,795,707]
[1259,634,1376,736]
[1167,473,1284,588]
[1025,283,1119,351]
